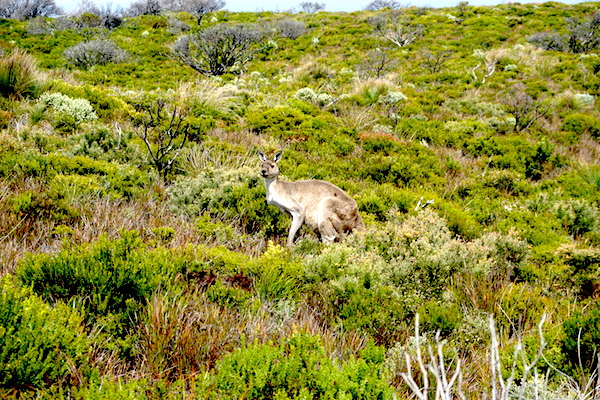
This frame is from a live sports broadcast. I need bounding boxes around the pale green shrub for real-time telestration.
[306,210,529,305]
[573,93,594,108]
[378,91,407,105]
[294,87,317,102]
[38,92,98,125]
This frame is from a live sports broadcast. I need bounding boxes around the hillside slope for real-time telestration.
[0,2,599,398]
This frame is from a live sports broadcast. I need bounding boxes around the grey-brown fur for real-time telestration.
[258,150,365,246]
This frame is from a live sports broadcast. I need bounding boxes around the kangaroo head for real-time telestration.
[258,150,282,180]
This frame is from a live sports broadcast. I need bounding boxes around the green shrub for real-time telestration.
[15,231,182,334]
[38,92,98,127]
[11,187,79,219]
[562,302,600,375]
[0,153,151,199]
[555,244,600,298]
[246,105,309,137]
[0,277,89,389]
[214,333,393,399]
[333,283,412,346]
[555,199,599,238]
[418,300,463,337]
[562,113,600,139]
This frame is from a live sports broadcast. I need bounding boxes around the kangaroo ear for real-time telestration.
[258,151,266,162]
[274,150,283,162]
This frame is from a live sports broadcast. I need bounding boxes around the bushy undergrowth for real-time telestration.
[0,278,89,390]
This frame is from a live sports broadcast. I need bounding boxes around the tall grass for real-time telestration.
[0,49,45,99]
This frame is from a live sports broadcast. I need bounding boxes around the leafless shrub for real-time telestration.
[356,48,396,79]
[528,12,600,54]
[566,11,600,53]
[161,0,225,24]
[420,49,453,74]
[500,85,549,133]
[133,99,190,181]
[0,0,60,19]
[276,18,307,39]
[363,0,403,11]
[76,1,124,29]
[299,1,325,13]
[126,0,162,16]
[369,10,424,48]
[171,24,264,76]
[63,39,129,68]
[527,32,568,52]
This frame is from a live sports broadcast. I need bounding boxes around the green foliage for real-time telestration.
[14,231,182,333]
[555,244,600,298]
[562,113,600,139]
[562,302,600,375]
[0,152,151,199]
[418,300,463,337]
[246,105,309,137]
[10,189,80,223]
[38,92,98,132]
[214,333,393,399]
[0,277,89,389]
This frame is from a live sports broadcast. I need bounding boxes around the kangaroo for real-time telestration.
[258,150,365,246]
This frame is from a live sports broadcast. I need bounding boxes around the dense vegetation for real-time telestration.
[0,1,599,398]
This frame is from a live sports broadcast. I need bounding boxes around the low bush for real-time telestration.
[168,167,286,237]
[214,333,393,399]
[562,113,600,139]
[14,231,183,334]
[0,152,151,199]
[562,301,600,376]
[0,277,89,390]
[63,39,130,69]
[38,92,98,131]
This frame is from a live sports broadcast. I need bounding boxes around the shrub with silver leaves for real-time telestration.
[39,93,98,124]
[63,39,129,68]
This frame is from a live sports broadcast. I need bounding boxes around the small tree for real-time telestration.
[500,85,549,133]
[526,32,567,52]
[133,99,189,180]
[420,49,453,74]
[299,1,324,13]
[356,48,396,79]
[566,11,600,53]
[126,0,162,16]
[364,0,402,11]
[369,10,424,48]
[76,1,124,29]
[0,0,60,19]
[276,18,306,39]
[171,24,264,76]
[161,0,224,25]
